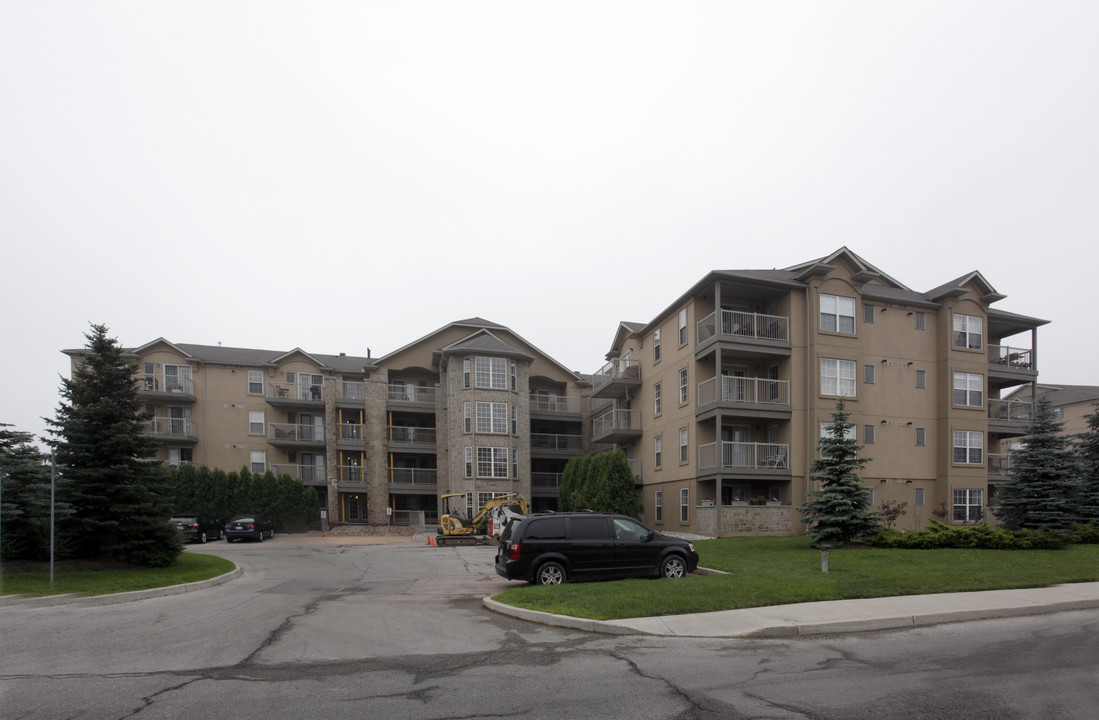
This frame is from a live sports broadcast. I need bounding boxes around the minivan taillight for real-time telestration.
[508,542,521,561]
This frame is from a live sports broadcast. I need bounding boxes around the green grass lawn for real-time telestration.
[492,537,1099,621]
[0,552,236,598]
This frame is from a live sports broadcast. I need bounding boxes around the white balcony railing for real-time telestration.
[339,381,366,401]
[272,463,326,482]
[697,376,791,406]
[989,344,1034,371]
[988,399,1032,422]
[529,392,582,414]
[148,417,196,438]
[530,433,583,452]
[268,423,325,443]
[388,426,437,444]
[267,383,325,402]
[697,310,790,344]
[698,442,789,470]
[388,384,436,404]
[136,373,195,395]
[389,467,438,485]
[592,409,641,439]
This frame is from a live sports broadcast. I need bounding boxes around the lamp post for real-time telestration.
[820,543,832,573]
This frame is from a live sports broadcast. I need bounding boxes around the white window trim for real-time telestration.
[821,358,856,397]
[247,370,264,395]
[953,372,984,407]
[820,294,856,334]
[953,430,984,465]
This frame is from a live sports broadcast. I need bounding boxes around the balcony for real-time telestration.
[696,310,791,359]
[592,409,642,445]
[387,426,437,449]
[148,417,197,442]
[988,344,1037,385]
[387,383,436,407]
[337,423,367,447]
[339,465,367,485]
[336,381,367,406]
[988,399,1032,436]
[136,373,196,402]
[591,360,642,399]
[267,423,326,448]
[531,472,562,492]
[272,463,326,484]
[530,433,583,455]
[529,392,582,417]
[696,376,791,420]
[697,441,790,479]
[988,453,1014,483]
[388,467,438,487]
[266,382,325,408]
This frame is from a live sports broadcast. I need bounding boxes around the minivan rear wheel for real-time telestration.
[660,555,687,579]
[535,561,566,585]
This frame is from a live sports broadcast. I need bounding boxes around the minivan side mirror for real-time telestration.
[643,531,654,542]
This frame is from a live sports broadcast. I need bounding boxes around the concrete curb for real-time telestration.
[0,566,242,609]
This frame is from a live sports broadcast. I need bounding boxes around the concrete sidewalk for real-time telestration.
[484,581,1099,637]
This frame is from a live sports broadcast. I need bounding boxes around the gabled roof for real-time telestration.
[130,337,195,358]
[1036,384,1099,407]
[270,347,327,368]
[437,329,534,361]
[604,322,646,358]
[785,247,911,290]
[927,271,1005,304]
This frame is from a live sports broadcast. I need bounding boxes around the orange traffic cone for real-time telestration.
[427,535,435,547]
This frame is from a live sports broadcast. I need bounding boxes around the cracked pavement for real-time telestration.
[3,536,1098,719]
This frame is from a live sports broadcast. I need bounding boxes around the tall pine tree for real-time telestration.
[798,399,881,546]
[1,424,65,561]
[1075,403,1099,523]
[996,395,1080,531]
[47,324,181,567]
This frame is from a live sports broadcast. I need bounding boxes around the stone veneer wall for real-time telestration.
[695,505,795,536]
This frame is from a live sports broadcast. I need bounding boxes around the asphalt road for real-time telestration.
[3,535,1099,719]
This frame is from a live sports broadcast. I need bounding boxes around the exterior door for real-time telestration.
[722,425,750,467]
[722,366,749,402]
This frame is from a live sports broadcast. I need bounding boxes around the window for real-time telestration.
[915,370,927,389]
[914,487,926,506]
[864,304,875,324]
[249,410,264,435]
[476,402,508,434]
[821,422,857,441]
[653,328,661,362]
[864,364,875,384]
[655,435,662,468]
[476,447,510,478]
[680,488,689,522]
[679,427,688,463]
[953,488,984,522]
[953,313,983,349]
[512,449,519,479]
[821,358,856,396]
[463,357,470,388]
[510,361,517,391]
[248,370,263,394]
[167,447,193,468]
[464,402,471,433]
[250,451,266,474]
[679,368,688,403]
[915,312,926,330]
[916,427,926,446]
[655,491,663,522]
[953,372,984,407]
[864,424,875,443]
[678,308,687,345]
[465,447,473,477]
[512,405,517,435]
[820,294,856,333]
[953,431,983,464]
[654,382,662,415]
[475,357,507,389]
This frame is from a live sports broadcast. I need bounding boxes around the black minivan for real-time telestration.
[495,512,699,585]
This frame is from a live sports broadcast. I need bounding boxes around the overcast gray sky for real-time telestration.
[3,1,1097,445]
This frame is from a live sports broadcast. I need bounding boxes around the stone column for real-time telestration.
[324,377,340,525]
[365,376,389,524]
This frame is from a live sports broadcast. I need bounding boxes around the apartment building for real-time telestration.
[994,384,1099,466]
[589,247,1047,535]
[64,318,591,525]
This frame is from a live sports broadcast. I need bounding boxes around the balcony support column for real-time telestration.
[324,377,340,525]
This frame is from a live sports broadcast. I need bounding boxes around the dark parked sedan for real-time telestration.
[170,514,222,544]
[224,515,275,542]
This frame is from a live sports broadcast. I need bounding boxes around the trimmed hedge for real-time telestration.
[871,520,1067,550]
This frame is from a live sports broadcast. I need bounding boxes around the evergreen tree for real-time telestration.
[997,396,1081,530]
[798,399,881,546]
[1075,403,1099,523]
[1,424,69,561]
[46,324,182,567]
[559,451,642,517]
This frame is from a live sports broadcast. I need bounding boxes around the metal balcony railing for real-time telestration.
[388,426,437,444]
[987,453,1014,476]
[339,381,366,401]
[529,392,582,413]
[387,384,436,404]
[531,472,562,489]
[272,463,326,482]
[592,409,641,439]
[338,423,366,441]
[136,373,195,395]
[592,359,641,389]
[530,433,583,452]
[268,423,325,443]
[339,465,367,484]
[989,345,1034,371]
[697,310,790,344]
[698,442,789,470]
[988,399,1032,422]
[267,383,325,402]
[148,417,196,438]
[697,376,791,406]
[389,467,438,485]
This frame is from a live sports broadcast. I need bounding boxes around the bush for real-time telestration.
[1067,522,1099,545]
[165,465,320,532]
[871,520,1066,550]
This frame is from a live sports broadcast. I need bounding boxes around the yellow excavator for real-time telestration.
[436,492,530,546]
